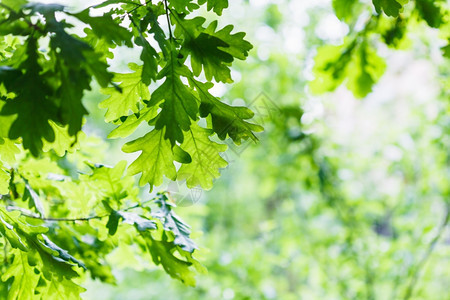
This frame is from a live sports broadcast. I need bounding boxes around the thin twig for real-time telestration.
[127,0,152,15]
[6,198,155,223]
[163,0,173,41]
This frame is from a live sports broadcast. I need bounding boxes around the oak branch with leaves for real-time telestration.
[0,0,262,298]
[0,0,449,299]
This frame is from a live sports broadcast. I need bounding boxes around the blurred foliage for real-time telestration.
[312,0,450,98]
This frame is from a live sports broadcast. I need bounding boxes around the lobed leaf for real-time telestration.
[123,129,177,190]
[178,124,228,190]
[153,195,198,252]
[174,15,252,83]
[100,63,150,122]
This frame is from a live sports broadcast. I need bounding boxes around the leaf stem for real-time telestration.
[163,0,173,41]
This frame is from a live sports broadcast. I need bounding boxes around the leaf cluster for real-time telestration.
[0,149,204,298]
[0,0,260,297]
[312,0,450,98]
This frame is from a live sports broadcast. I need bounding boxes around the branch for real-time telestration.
[6,198,155,223]
[164,0,173,41]
[127,0,152,15]
[0,3,15,13]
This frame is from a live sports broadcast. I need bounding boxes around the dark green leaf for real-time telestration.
[372,0,403,17]
[153,195,198,252]
[173,144,192,164]
[148,52,199,145]
[106,210,121,235]
[73,9,133,46]
[415,0,445,28]
[197,0,229,15]
[119,211,157,231]
[174,15,252,83]
[192,79,263,143]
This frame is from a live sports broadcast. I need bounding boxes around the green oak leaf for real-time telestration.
[143,5,170,57]
[442,42,450,58]
[23,178,45,217]
[1,210,84,269]
[174,15,252,83]
[5,243,85,300]
[83,51,113,88]
[135,33,159,85]
[0,211,85,300]
[191,79,263,144]
[119,211,157,231]
[1,250,41,300]
[54,58,90,136]
[40,234,86,269]
[107,210,156,235]
[40,6,93,68]
[415,0,445,28]
[148,53,199,145]
[0,137,19,165]
[0,38,58,157]
[198,0,229,15]
[333,0,358,22]
[107,106,158,139]
[169,0,199,13]
[35,274,85,300]
[100,63,150,122]
[153,195,198,252]
[73,9,133,47]
[346,42,386,98]
[106,210,121,235]
[87,160,133,209]
[0,165,10,194]
[141,234,198,286]
[381,16,408,48]
[310,40,385,98]
[372,0,403,17]
[0,211,27,251]
[173,144,192,164]
[122,129,176,190]
[310,42,353,93]
[178,124,228,190]
[42,121,82,157]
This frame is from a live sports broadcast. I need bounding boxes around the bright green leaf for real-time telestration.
[178,124,228,190]
[198,0,229,15]
[122,129,176,190]
[100,63,150,122]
